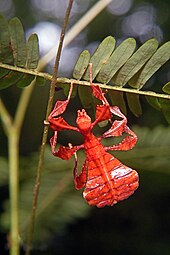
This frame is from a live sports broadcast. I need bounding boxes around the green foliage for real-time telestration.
[0,148,90,246]
[0,126,170,246]
[73,36,170,122]
[0,15,170,122]
[0,14,39,89]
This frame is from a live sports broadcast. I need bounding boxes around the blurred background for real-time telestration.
[0,0,170,254]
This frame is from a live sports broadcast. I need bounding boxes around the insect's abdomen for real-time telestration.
[83,152,139,208]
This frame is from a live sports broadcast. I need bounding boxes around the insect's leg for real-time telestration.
[101,106,127,138]
[46,81,78,132]
[89,63,108,104]
[50,131,83,160]
[73,153,87,190]
[48,81,74,122]
[100,106,137,151]
[105,125,137,151]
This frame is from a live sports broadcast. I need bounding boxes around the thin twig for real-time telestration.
[0,63,169,100]
[25,1,73,254]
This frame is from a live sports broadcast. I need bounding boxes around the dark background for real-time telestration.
[0,0,170,254]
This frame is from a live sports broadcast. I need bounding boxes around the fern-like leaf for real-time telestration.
[72,36,170,122]
[1,16,170,121]
[0,15,39,89]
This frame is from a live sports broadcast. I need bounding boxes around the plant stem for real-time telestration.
[25,1,73,254]
[8,128,19,255]
[0,81,36,255]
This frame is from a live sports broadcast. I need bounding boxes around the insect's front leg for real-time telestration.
[50,131,84,160]
[47,81,78,133]
[48,81,74,121]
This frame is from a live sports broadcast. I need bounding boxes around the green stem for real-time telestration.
[0,62,170,100]
[0,81,36,255]
[8,128,19,255]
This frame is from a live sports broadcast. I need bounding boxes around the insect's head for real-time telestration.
[76,109,91,131]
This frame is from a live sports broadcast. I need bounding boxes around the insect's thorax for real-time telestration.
[83,132,106,160]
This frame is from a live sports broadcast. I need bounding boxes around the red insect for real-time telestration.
[47,64,139,208]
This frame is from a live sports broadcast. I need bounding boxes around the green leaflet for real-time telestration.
[115,38,159,87]
[78,86,93,108]
[145,96,161,111]
[126,93,142,117]
[0,68,10,79]
[162,81,170,95]
[83,36,116,80]
[36,76,46,86]
[73,50,92,106]
[97,38,136,84]
[17,74,35,88]
[8,17,27,67]
[129,41,170,89]
[159,98,170,124]
[0,71,23,89]
[0,14,13,64]
[108,90,126,115]
[73,50,90,80]
[26,33,39,69]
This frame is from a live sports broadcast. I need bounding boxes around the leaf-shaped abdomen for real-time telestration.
[83,152,139,208]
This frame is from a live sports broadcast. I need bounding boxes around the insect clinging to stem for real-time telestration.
[46,64,139,208]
